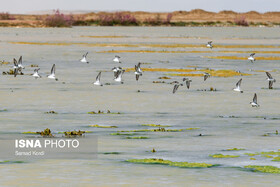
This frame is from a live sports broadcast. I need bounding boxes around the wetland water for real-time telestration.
[0,26,280,186]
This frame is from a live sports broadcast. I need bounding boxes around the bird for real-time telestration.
[206,41,213,49]
[93,72,103,86]
[80,52,89,63]
[112,67,122,77]
[233,78,243,93]
[183,78,192,89]
[113,55,121,63]
[265,72,276,89]
[32,68,41,79]
[114,69,125,83]
[248,53,256,63]
[47,64,58,81]
[203,72,210,81]
[172,83,183,94]
[18,56,25,69]
[250,93,260,107]
[13,58,20,77]
[134,63,143,81]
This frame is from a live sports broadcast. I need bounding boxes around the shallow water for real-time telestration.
[0,26,280,186]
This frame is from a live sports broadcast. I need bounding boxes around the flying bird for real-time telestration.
[47,64,58,81]
[113,55,121,63]
[114,69,125,83]
[266,72,276,89]
[134,63,143,81]
[183,78,192,89]
[172,83,183,94]
[32,68,41,79]
[250,93,260,107]
[233,78,243,93]
[93,72,103,86]
[18,56,24,69]
[204,72,210,81]
[207,41,213,49]
[248,53,256,63]
[80,52,89,63]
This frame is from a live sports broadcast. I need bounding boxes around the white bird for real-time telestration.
[113,55,121,63]
[203,72,210,81]
[114,69,125,83]
[233,78,243,93]
[32,68,41,79]
[266,72,276,89]
[47,64,58,81]
[94,72,103,86]
[134,63,142,81]
[183,78,192,89]
[206,41,213,49]
[112,67,122,77]
[80,52,89,63]
[250,93,260,107]
[248,53,256,63]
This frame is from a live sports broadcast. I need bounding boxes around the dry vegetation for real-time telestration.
[0,9,279,27]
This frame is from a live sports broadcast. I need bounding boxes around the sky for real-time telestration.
[0,0,279,14]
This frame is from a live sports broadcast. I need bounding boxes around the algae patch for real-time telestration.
[141,124,171,127]
[126,136,149,139]
[225,148,245,151]
[87,110,121,114]
[209,154,239,158]
[244,165,280,174]
[126,158,216,168]
[119,127,199,132]
[89,125,118,128]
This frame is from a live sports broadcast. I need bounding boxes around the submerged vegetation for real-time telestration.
[126,158,216,168]
[36,128,54,137]
[126,136,149,139]
[141,124,171,127]
[89,125,118,128]
[225,148,245,151]
[244,165,280,174]
[209,154,240,158]
[64,130,85,138]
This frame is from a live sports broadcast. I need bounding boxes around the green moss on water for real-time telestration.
[244,165,280,174]
[110,133,136,136]
[89,125,118,128]
[22,131,37,134]
[103,152,121,155]
[225,148,245,151]
[126,136,149,139]
[245,153,259,156]
[261,151,280,156]
[126,158,215,168]
[0,160,25,164]
[262,155,273,158]
[209,154,239,158]
[272,157,280,161]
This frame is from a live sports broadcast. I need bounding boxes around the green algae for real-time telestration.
[244,165,280,174]
[102,152,122,155]
[126,158,216,168]
[261,151,280,156]
[126,136,149,139]
[119,127,199,132]
[272,157,280,161]
[89,124,118,128]
[141,124,171,127]
[0,160,25,164]
[209,154,240,158]
[225,148,245,151]
[244,153,259,156]
[110,132,136,136]
[63,130,85,138]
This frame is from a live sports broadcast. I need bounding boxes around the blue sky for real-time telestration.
[1,0,279,13]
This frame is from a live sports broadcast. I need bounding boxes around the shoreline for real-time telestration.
[0,9,279,28]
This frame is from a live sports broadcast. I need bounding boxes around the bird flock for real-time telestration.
[10,41,277,108]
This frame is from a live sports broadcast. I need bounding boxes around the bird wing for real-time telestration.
[96,72,101,81]
[186,81,190,89]
[236,78,242,87]
[136,74,139,81]
[51,64,55,74]
[253,93,257,103]
[13,58,18,66]
[266,72,273,79]
[204,74,209,81]
[14,68,18,77]
[18,56,22,65]
[173,84,179,94]
[250,53,255,57]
